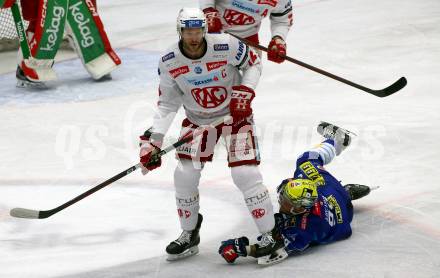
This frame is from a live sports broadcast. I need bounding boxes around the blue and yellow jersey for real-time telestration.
[276,151,354,254]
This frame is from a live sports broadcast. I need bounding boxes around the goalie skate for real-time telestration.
[16,66,47,89]
[166,213,203,261]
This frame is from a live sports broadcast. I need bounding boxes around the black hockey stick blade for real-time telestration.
[367,77,407,98]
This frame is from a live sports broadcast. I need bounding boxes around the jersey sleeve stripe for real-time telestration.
[270,7,292,17]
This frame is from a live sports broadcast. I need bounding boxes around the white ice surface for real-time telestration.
[1,0,440,277]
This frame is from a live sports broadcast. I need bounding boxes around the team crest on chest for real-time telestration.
[223,9,256,25]
[191,86,228,108]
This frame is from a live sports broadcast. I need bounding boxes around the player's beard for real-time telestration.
[182,38,206,59]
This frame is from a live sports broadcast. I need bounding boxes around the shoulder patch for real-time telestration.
[214,44,229,51]
[162,52,175,62]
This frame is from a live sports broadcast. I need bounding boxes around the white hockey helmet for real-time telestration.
[176,7,207,36]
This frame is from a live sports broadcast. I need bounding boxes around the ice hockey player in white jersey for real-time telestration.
[139,7,283,261]
[200,0,293,63]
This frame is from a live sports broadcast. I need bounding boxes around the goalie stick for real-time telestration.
[226,31,407,98]
[10,116,232,219]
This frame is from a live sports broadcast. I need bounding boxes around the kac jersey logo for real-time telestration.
[224,9,256,26]
[191,86,227,108]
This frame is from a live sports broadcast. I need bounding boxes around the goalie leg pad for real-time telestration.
[66,0,121,80]
[20,0,39,32]
[30,0,68,60]
[14,0,63,82]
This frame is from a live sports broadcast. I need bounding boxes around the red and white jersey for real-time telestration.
[200,0,293,40]
[152,33,262,135]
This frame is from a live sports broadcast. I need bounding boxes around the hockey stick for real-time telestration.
[10,116,232,219]
[225,31,407,98]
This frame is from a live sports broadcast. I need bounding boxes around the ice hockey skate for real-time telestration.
[15,66,46,89]
[344,184,377,200]
[256,228,288,266]
[317,121,356,154]
[166,213,203,261]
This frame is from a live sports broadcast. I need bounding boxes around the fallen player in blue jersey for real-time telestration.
[218,122,373,265]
